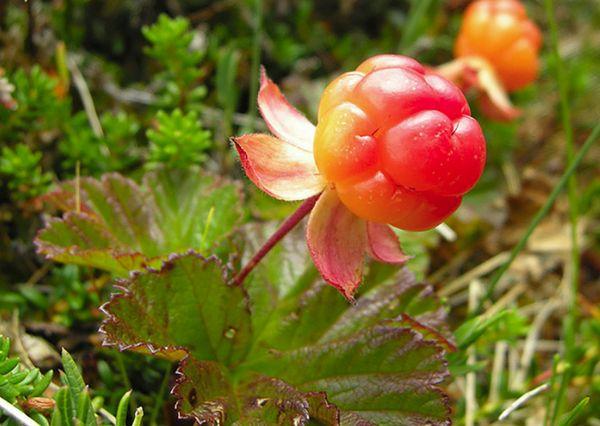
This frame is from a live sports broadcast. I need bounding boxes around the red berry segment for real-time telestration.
[336,171,462,232]
[380,110,455,193]
[355,54,425,75]
[352,67,437,127]
[314,54,486,231]
[318,72,364,121]
[314,102,378,183]
[424,73,470,119]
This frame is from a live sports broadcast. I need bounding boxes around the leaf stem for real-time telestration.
[476,122,600,314]
[233,194,320,286]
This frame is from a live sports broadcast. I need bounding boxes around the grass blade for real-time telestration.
[558,397,589,426]
[478,122,600,313]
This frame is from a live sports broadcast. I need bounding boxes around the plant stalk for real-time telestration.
[544,0,579,364]
[233,194,320,286]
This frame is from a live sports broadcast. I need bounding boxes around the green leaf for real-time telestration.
[558,397,589,426]
[454,310,514,350]
[30,371,53,397]
[240,227,451,424]
[131,407,143,426]
[101,253,251,364]
[243,224,448,352]
[101,226,450,424]
[36,168,244,275]
[61,350,86,399]
[244,322,449,425]
[52,388,72,426]
[174,358,338,425]
[76,389,96,426]
[115,390,132,426]
[0,143,52,199]
[0,357,19,374]
[173,359,234,424]
[30,412,50,426]
[61,349,95,424]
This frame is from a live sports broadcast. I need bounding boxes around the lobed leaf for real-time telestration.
[174,358,338,425]
[100,225,450,424]
[101,253,251,364]
[244,322,449,425]
[240,228,451,425]
[36,168,244,275]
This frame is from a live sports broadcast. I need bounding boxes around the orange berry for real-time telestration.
[455,0,542,91]
[314,55,486,231]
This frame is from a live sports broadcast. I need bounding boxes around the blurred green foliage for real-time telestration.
[142,13,206,110]
[146,109,210,169]
[0,144,52,200]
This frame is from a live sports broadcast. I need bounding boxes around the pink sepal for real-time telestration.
[366,222,410,264]
[258,67,316,151]
[234,134,325,201]
[306,187,367,301]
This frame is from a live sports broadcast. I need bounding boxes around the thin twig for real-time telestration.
[499,383,550,421]
[102,80,267,131]
[489,341,507,405]
[25,263,51,286]
[502,160,521,195]
[114,353,138,412]
[435,223,457,242]
[10,311,35,370]
[75,161,81,214]
[513,299,560,390]
[484,282,525,319]
[67,55,104,138]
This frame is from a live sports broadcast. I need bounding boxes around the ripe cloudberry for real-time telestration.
[234,55,487,298]
[455,0,542,92]
[314,55,486,231]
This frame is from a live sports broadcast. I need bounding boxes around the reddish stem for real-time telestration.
[232,193,320,286]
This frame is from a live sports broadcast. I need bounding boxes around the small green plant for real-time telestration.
[0,265,101,327]
[0,336,143,426]
[0,66,69,140]
[47,265,101,327]
[0,336,53,425]
[142,14,206,110]
[51,350,143,426]
[146,109,211,169]
[0,144,52,200]
[60,111,140,175]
